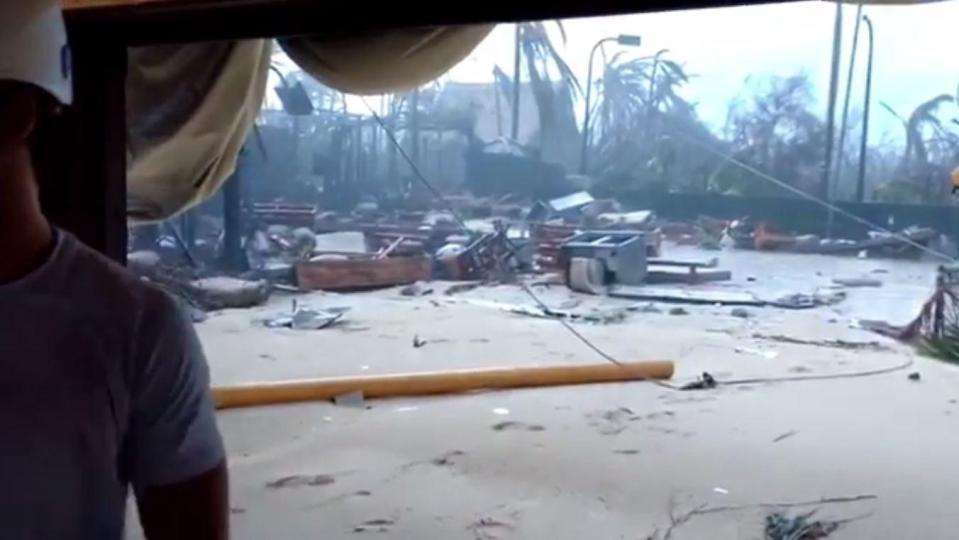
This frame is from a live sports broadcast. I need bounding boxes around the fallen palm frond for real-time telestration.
[901,269,959,363]
[765,510,840,539]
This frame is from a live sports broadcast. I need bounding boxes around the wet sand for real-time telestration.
[136,248,959,539]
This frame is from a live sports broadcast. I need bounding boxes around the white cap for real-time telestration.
[0,2,72,104]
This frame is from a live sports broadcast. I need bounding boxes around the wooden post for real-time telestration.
[221,153,248,271]
[36,33,127,263]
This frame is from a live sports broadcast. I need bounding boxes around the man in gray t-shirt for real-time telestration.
[0,3,228,539]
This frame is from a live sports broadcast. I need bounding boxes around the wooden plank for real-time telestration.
[645,269,732,285]
[648,257,719,269]
[610,285,763,306]
[35,33,127,263]
[295,256,431,291]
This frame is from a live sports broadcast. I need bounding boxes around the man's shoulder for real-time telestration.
[59,233,177,322]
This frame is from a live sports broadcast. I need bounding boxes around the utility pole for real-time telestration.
[823,0,843,237]
[856,14,875,202]
[221,147,247,272]
[410,87,420,168]
[579,34,642,174]
[834,4,864,199]
[510,23,522,141]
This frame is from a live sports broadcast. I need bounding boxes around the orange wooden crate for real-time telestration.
[295,256,431,291]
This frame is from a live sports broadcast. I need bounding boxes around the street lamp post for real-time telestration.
[856,14,875,203]
[580,33,642,174]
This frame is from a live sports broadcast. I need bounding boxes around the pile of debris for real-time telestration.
[128,249,272,315]
[723,217,942,259]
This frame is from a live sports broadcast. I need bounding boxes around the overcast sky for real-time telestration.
[440,0,959,146]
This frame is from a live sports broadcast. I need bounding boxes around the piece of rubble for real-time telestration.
[400,282,433,297]
[669,307,689,316]
[681,372,717,390]
[291,308,344,330]
[190,277,270,309]
[333,390,366,408]
[444,282,481,295]
[263,304,349,330]
[312,231,368,254]
[833,277,883,288]
[765,510,840,539]
[635,303,662,314]
[730,307,751,318]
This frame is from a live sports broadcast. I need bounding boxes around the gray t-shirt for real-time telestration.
[0,230,225,539]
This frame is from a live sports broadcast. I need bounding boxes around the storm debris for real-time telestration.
[764,511,841,539]
[773,430,798,443]
[399,282,433,297]
[752,334,891,351]
[833,277,883,288]
[431,450,466,466]
[266,474,336,489]
[353,518,395,533]
[681,372,717,391]
[491,421,545,432]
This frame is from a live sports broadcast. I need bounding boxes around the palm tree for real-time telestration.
[585,51,719,193]
[880,94,954,199]
[517,21,582,171]
[591,51,690,149]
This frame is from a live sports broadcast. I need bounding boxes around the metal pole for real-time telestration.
[510,24,522,141]
[834,4,864,197]
[823,1,843,237]
[580,37,615,174]
[856,15,874,202]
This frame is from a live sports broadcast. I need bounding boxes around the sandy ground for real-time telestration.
[134,247,959,539]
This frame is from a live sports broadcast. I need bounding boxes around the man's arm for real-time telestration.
[128,291,229,540]
[138,461,229,540]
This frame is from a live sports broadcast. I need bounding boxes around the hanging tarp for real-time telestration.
[124,25,491,220]
[278,25,492,95]
[126,39,271,221]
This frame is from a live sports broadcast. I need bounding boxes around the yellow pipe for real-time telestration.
[213,360,674,409]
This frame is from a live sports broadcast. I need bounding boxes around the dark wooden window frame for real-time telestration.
[46,0,781,261]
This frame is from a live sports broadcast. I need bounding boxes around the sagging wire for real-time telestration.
[361,98,472,232]
[361,97,625,368]
[362,96,919,389]
[663,127,958,264]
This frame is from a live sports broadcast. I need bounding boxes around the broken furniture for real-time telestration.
[295,256,431,291]
[561,231,648,292]
[610,286,764,306]
[250,202,317,228]
[435,227,526,280]
[646,256,731,284]
[212,360,675,409]
[532,223,661,270]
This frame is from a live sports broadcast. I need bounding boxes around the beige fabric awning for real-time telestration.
[127,40,271,221]
[126,25,492,221]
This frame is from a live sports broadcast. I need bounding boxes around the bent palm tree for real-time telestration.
[517,21,582,171]
[880,94,954,199]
